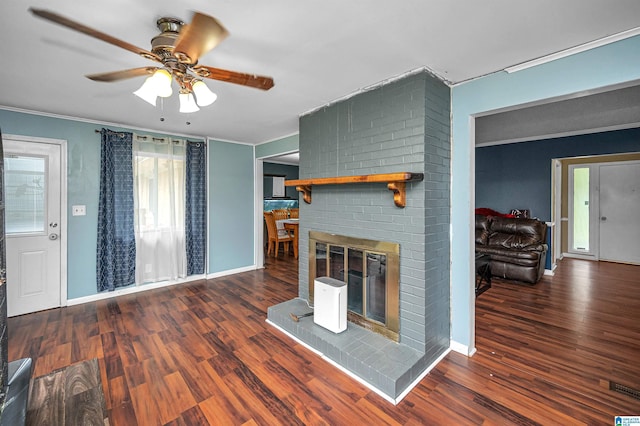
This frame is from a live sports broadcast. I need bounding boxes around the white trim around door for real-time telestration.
[5,134,67,315]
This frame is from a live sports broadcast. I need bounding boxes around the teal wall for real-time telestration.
[451,35,640,349]
[0,108,257,299]
[0,108,289,299]
[208,140,255,272]
[255,134,299,158]
[0,110,102,299]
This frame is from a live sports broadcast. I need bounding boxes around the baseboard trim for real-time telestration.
[394,348,451,403]
[68,265,258,307]
[67,274,207,306]
[206,264,257,279]
[562,252,597,261]
[450,340,476,356]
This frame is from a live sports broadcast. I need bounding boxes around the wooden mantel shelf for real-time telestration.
[285,172,424,208]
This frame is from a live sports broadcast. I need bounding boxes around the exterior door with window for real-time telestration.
[4,138,62,317]
[568,165,597,257]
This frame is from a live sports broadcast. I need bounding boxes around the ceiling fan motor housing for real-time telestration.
[151,17,185,57]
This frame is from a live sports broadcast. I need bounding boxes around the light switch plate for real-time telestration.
[72,205,86,216]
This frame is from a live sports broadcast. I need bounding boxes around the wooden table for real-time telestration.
[282,219,299,258]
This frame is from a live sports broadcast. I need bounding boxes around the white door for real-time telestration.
[599,161,640,264]
[4,138,63,316]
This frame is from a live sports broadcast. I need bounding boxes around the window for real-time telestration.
[133,136,186,283]
[571,166,590,252]
[97,129,206,292]
[4,155,46,234]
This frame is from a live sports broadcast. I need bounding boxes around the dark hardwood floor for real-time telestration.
[8,254,640,425]
[27,358,108,425]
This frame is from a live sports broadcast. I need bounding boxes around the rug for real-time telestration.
[27,358,109,426]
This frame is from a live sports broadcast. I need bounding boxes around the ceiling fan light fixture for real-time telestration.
[29,9,274,115]
[151,69,173,98]
[192,80,217,106]
[179,92,200,113]
[133,76,158,106]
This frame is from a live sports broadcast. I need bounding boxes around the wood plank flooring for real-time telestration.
[8,255,640,425]
[27,358,108,425]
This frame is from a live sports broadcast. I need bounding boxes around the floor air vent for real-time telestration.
[610,381,640,401]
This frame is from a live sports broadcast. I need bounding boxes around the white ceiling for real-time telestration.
[2,0,640,144]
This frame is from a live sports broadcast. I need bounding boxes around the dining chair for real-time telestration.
[264,211,293,257]
[272,209,290,221]
[288,208,299,218]
[271,209,290,241]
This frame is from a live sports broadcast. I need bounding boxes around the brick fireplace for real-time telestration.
[309,231,400,341]
[267,70,451,402]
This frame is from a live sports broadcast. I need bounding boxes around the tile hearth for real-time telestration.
[267,299,441,403]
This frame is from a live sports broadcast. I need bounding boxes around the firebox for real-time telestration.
[309,231,399,341]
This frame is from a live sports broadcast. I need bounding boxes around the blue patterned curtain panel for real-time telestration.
[97,129,136,291]
[185,141,207,275]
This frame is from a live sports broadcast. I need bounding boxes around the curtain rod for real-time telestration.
[95,129,204,144]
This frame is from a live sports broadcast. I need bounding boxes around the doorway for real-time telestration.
[4,135,67,316]
[566,159,640,264]
[254,151,299,268]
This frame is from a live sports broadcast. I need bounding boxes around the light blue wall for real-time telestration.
[208,140,255,272]
[255,134,299,158]
[0,109,241,299]
[451,35,640,349]
[0,108,288,298]
[0,110,102,299]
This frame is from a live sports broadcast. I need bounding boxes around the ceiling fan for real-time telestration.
[29,8,274,111]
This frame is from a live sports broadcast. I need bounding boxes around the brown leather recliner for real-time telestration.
[475,215,548,284]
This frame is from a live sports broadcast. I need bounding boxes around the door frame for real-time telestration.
[5,133,68,310]
[552,159,562,265]
[567,163,599,258]
[254,157,264,269]
[254,150,300,270]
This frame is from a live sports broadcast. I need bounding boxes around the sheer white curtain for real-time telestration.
[133,134,187,284]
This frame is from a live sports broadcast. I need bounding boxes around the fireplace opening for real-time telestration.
[309,231,399,341]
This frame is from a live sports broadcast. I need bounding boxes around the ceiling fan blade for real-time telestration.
[86,67,158,82]
[193,65,274,90]
[173,12,229,64]
[29,8,161,63]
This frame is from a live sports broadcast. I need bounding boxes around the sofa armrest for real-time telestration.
[522,243,548,252]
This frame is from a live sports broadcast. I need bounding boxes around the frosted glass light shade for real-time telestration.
[152,69,173,98]
[133,69,173,105]
[192,80,217,106]
[179,92,200,113]
[133,76,158,106]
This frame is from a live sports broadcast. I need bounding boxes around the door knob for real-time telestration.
[601,216,607,221]
[49,233,59,240]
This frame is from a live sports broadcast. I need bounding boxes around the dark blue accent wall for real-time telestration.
[476,127,640,221]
